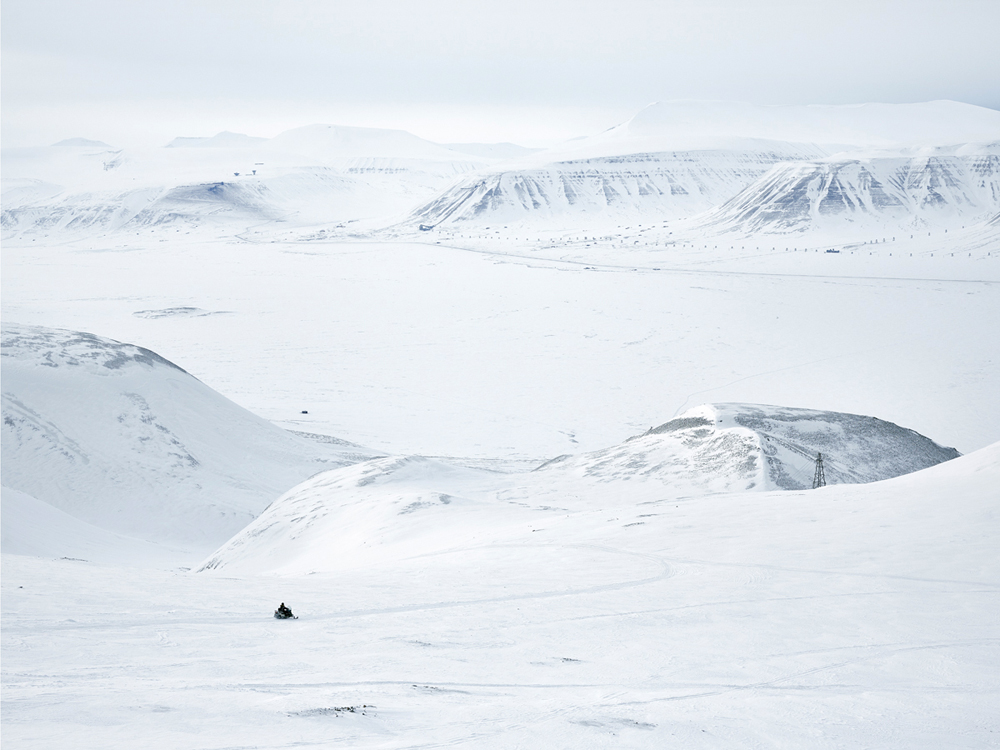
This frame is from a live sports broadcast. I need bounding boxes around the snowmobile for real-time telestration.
[274,602,297,619]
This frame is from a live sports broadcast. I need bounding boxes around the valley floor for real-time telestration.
[2,227,998,457]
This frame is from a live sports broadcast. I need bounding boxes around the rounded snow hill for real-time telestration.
[1,323,378,552]
[199,403,959,576]
[548,403,960,491]
[198,455,527,576]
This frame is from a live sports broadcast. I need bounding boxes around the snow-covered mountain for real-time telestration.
[697,145,1000,234]
[1,323,378,552]
[199,403,957,575]
[5,101,998,236]
[0,124,492,235]
[0,167,406,232]
[406,101,1000,228]
[407,145,826,226]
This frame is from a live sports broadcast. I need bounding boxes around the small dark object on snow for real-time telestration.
[274,602,296,619]
[301,410,308,414]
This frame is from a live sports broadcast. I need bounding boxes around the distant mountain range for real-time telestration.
[697,146,1000,234]
[3,100,998,237]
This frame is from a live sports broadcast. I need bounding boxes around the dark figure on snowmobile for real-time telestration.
[274,602,295,619]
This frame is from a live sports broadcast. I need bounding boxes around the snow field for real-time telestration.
[3,99,999,747]
[3,443,998,748]
[4,233,997,460]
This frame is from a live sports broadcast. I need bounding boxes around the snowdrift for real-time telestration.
[199,403,958,575]
[1,323,378,550]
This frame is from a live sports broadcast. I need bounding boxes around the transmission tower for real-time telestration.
[812,453,826,489]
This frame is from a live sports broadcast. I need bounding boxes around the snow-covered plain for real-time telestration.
[3,230,997,458]
[3,100,999,747]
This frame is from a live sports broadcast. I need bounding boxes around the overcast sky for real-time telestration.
[3,0,998,148]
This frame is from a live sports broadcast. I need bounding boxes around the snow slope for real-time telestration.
[198,455,518,574]
[0,486,190,566]
[200,403,958,576]
[7,440,992,748]
[1,323,378,550]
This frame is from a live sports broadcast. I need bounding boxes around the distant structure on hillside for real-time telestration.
[813,453,827,489]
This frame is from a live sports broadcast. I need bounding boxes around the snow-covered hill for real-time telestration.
[200,403,957,575]
[551,403,960,491]
[1,323,378,551]
[697,145,1000,234]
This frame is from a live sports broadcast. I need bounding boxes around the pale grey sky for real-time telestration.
[3,0,998,147]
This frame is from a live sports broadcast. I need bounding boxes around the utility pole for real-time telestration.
[812,453,826,489]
